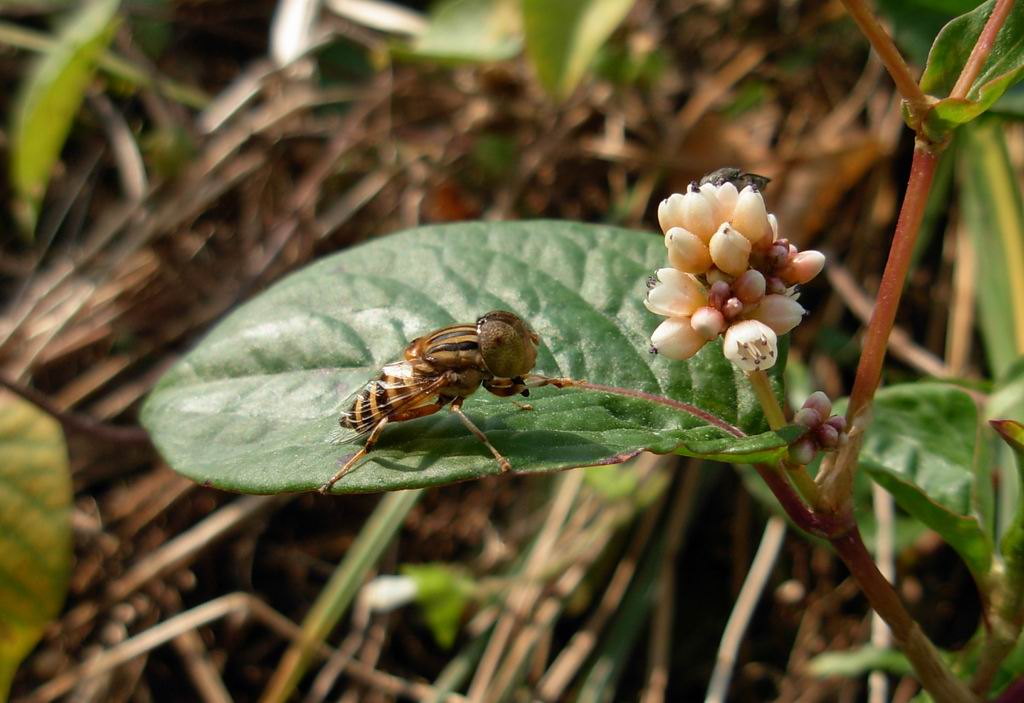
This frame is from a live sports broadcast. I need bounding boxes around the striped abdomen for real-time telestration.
[340,363,427,435]
[407,323,482,370]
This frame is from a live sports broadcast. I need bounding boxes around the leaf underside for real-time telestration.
[142,221,791,495]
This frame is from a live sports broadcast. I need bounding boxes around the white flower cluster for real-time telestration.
[646,177,824,372]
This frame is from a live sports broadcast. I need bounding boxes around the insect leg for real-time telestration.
[524,374,580,389]
[319,416,390,494]
[449,397,512,473]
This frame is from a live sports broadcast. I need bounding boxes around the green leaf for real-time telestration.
[0,391,72,700]
[402,563,473,648]
[392,0,521,64]
[876,0,983,66]
[142,221,794,495]
[809,646,914,678]
[958,122,1024,377]
[9,0,120,237]
[916,0,1024,138]
[860,383,993,579]
[522,0,634,99]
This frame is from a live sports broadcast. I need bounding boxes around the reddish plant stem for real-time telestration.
[845,146,939,425]
[838,0,932,124]
[950,0,1016,100]
[756,463,977,702]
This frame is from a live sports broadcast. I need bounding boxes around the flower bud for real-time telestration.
[706,268,733,286]
[699,182,729,223]
[733,269,766,304]
[723,319,778,371]
[766,275,787,295]
[781,250,826,285]
[651,317,707,360]
[825,415,847,434]
[709,224,752,276]
[731,185,771,244]
[691,306,726,340]
[716,181,739,219]
[658,193,686,233]
[802,391,832,419]
[708,280,731,308]
[816,422,840,449]
[794,407,822,428]
[768,213,778,241]
[666,227,712,273]
[788,437,817,466]
[644,268,707,317]
[722,297,744,319]
[750,294,805,335]
[680,188,717,242]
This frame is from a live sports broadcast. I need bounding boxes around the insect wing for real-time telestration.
[329,361,447,445]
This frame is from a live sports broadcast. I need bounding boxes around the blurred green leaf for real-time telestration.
[916,0,1024,139]
[402,563,473,648]
[393,0,521,64]
[877,0,983,65]
[142,221,795,495]
[809,646,914,678]
[9,0,120,237]
[958,121,1024,377]
[0,391,72,700]
[860,383,993,580]
[522,0,634,99]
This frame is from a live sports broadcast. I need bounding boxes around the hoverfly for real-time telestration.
[699,167,771,192]
[320,311,574,493]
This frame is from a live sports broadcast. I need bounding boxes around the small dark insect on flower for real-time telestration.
[646,274,659,290]
[649,344,659,355]
[700,167,771,192]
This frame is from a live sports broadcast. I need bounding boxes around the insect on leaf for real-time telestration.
[142,221,795,495]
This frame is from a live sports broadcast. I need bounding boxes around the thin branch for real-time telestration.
[837,0,932,124]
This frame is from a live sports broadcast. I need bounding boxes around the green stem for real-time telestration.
[746,370,786,430]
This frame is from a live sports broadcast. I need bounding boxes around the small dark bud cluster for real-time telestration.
[788,391,848,465]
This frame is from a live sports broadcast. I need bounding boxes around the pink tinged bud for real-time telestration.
[691,306,726,340]
[782,250,826,285]
[794,407,822,428]
[680,189,717,242]
[658,193,687,233]
[802,391,832,419]
[708,280,731,308]
[750,294,805,335]
[788,437,817,465]
[651,317,707,360]
[666,227,712,273]
[816,422,840,449]
[766,275,787,295]
[723,319,778,372]
[644,268,707,317]
[731,186,771,244]
[733,269,766,304]
[716,181,739,218]
[709,224,752,277]
[766,244,787,270]
[825,415,847,434]
[722,297,744,320]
